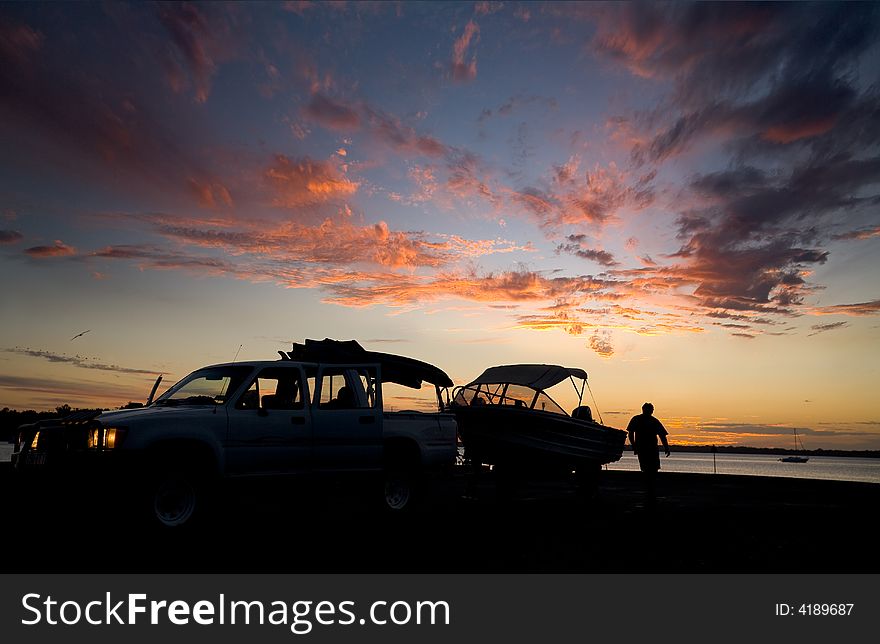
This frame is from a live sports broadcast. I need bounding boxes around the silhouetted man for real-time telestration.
[627,402,670,503]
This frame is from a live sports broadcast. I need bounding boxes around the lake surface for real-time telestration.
[607,451,880,484]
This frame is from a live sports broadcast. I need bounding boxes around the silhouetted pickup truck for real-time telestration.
[12,340,457,528]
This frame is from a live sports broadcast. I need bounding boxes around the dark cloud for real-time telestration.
[24,240,75,258]
[556,234,619,266]
[814,300,880,317]
[302,93,361,130]
[292,93,451,159]
[0,8,225,205]
[590,3,879,105]
[156,3,217,102]
[154,3,243,103]
[3,347,161,375]
[808,321,848,336]
[832,226,880,241]
[657,150,880,314]
[633,78,861,164]
[0,374,149,407]
[0,229,23,243]
[364,107,448,157]
[91,243,237,274]
[587,2,880,326]
[478,94,558,123]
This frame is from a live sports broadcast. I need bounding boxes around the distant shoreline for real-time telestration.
[651,445,880,458]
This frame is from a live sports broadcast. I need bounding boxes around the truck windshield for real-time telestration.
[154,366,253,406]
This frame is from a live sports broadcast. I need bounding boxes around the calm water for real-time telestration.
[3,442,878,484]
[607,451,880,484]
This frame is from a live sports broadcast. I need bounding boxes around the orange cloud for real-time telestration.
[187,178,233,209]
[265,155,359,208]
[832,226,880,241]
[762,115,837,144]
[588,332,614,358]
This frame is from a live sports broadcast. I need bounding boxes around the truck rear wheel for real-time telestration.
[383,470,416,512]
[382,443,422,514]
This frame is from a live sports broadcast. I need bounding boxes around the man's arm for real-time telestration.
[660,433,670,457]
[626,417,637,454]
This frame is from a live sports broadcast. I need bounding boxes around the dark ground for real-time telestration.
[3,462,877,573]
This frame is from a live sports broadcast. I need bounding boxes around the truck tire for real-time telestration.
[383,468,417,513]
[143,453,214,530]
[382,443,422,514]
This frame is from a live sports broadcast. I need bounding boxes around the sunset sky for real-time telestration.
[1,1,878,449]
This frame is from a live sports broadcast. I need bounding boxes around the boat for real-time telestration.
[449,364,626,476]
[779,427,809,463]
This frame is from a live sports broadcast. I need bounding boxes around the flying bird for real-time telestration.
[70,330,91,341]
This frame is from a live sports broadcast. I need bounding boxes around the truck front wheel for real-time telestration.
[151,470,199,528]
[142,453,214,530]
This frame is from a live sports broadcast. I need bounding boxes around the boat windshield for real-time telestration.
[154,366,253,406]
[453,383,568,415]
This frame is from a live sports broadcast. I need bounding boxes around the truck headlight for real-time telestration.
[103,427,122,449]
[30,431,40,450]
[87,427,126,450]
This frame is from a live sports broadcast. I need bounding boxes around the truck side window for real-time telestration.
[317,367,377,409]
[318,372,353,409]
[236,368,304,411]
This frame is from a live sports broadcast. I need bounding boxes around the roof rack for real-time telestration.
[287,338,453,389]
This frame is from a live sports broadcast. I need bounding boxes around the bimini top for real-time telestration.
[287,338,453,389]
[468,364,588,391]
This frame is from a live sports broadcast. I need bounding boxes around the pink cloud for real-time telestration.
[474,2,504,17]
[451,20,479,83]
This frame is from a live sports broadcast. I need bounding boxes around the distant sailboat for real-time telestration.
[779,427,809,463]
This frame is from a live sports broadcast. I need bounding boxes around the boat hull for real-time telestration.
[454,405,626,470]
